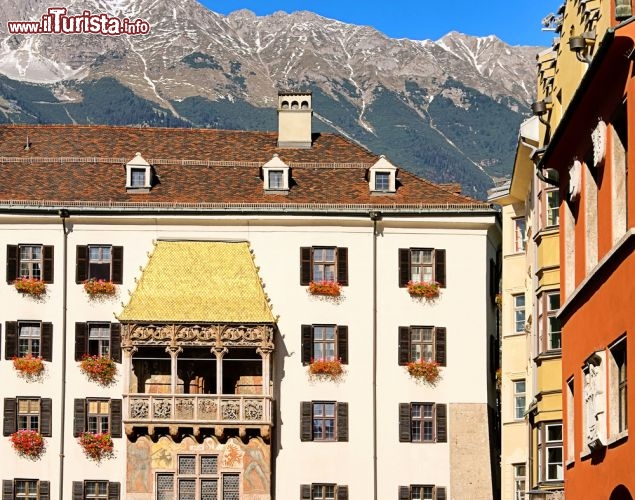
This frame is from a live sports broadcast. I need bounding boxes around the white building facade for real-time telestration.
[0,93,500,500]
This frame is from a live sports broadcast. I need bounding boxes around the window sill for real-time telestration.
[126,187,151,193]
[607,429,628,446]
[264,188,289,195]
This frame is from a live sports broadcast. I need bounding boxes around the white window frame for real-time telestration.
[514,379,526,420]
[513,217,526,253]
[546,188,560,227]
[544,422,563,481]
[513,294,526,333]
[513,463,526,500]
[546,292,561,350]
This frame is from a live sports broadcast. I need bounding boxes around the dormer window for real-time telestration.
[125,152,152,193]
[369,155,397,193]
[262,154,290,193]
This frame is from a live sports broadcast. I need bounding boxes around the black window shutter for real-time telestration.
[76,245,88,283]
[300,247,312,285]
[399,403,411,442]
[337,326,348,364]
[336,247,348,286]
[3,398,16,436]
[111,324,122,363]
[300,401,313,441]
[399,486,410,500]
[2,481,13,500]
[40,398,53,437]
[436,403,447,443]
[337,485,349,500]
[111,246,124,284]
[398,249,410,287]
[434,249,446,288]
[72,482,83,500]
[41,322,53,362]
[110,399,122,438]
[6,245,18,284]
[301,325,313,364]
[73,399,86,437]
[398,327,410,365]
[300,485,311,499]
[75,323,87,362]
[39,481,50,500]
[5,321,17,360]
[43,246,54,283]
[337,402,348,442]
[435,327,447,367]
[108,482,121,500]
[436,487,446,500]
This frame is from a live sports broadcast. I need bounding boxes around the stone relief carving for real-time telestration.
[123,323,275,348]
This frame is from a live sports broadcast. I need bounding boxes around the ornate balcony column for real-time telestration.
[122,344,138,394]
[213,346,228,394]
[257,346,274,397]
[166,345,182,394]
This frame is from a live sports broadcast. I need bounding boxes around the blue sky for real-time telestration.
[199,0,563,46]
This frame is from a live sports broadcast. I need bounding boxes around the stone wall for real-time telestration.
[449,403,494,499]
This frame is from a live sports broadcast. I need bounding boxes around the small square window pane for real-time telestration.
[179,455,196,474]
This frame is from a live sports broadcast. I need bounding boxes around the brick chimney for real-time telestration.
[277,91,312,148]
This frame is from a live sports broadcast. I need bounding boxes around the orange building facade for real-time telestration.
[538,15,635,500]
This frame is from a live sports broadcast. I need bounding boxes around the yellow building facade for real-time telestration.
[490,112,562,500]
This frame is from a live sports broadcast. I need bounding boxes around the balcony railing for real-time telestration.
[123,394,273,427]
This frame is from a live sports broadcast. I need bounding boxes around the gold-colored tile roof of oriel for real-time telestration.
[119,241,275,323]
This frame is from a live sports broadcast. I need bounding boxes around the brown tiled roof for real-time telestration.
[0,124,488,208]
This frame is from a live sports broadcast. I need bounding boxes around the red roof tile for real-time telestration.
[0,124,487,208]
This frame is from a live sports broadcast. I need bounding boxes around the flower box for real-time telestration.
[407,280,440,299]
[83,279,116,296]
[79,432,114,461]
[14,277,46,297]
[406,359,440,384]
[13,354,45,380]
[308,280,342,297]
[10,430,45,459]
[308,358,344,381]
[80,355,117,386]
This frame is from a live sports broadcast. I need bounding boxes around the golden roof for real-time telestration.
[118,241,275,323]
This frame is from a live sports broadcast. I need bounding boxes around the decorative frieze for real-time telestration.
[122,323,275,349]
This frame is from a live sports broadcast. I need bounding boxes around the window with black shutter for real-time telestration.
[6,245,54,283]
[75,323,122,363]
[72,481,121,500]
[300,484,348,499]
[398,326,446,366]
[300,401,348,442]
[5,321,52,361]
[3,397,52,436]
[299,247,348,286]
[399,485,447,500]
[2,480,49,500]
[398,248,446,287]
[301,325,348,364]
[73,398,122,438]
[76,245,123,284]
[398,403,447,443]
